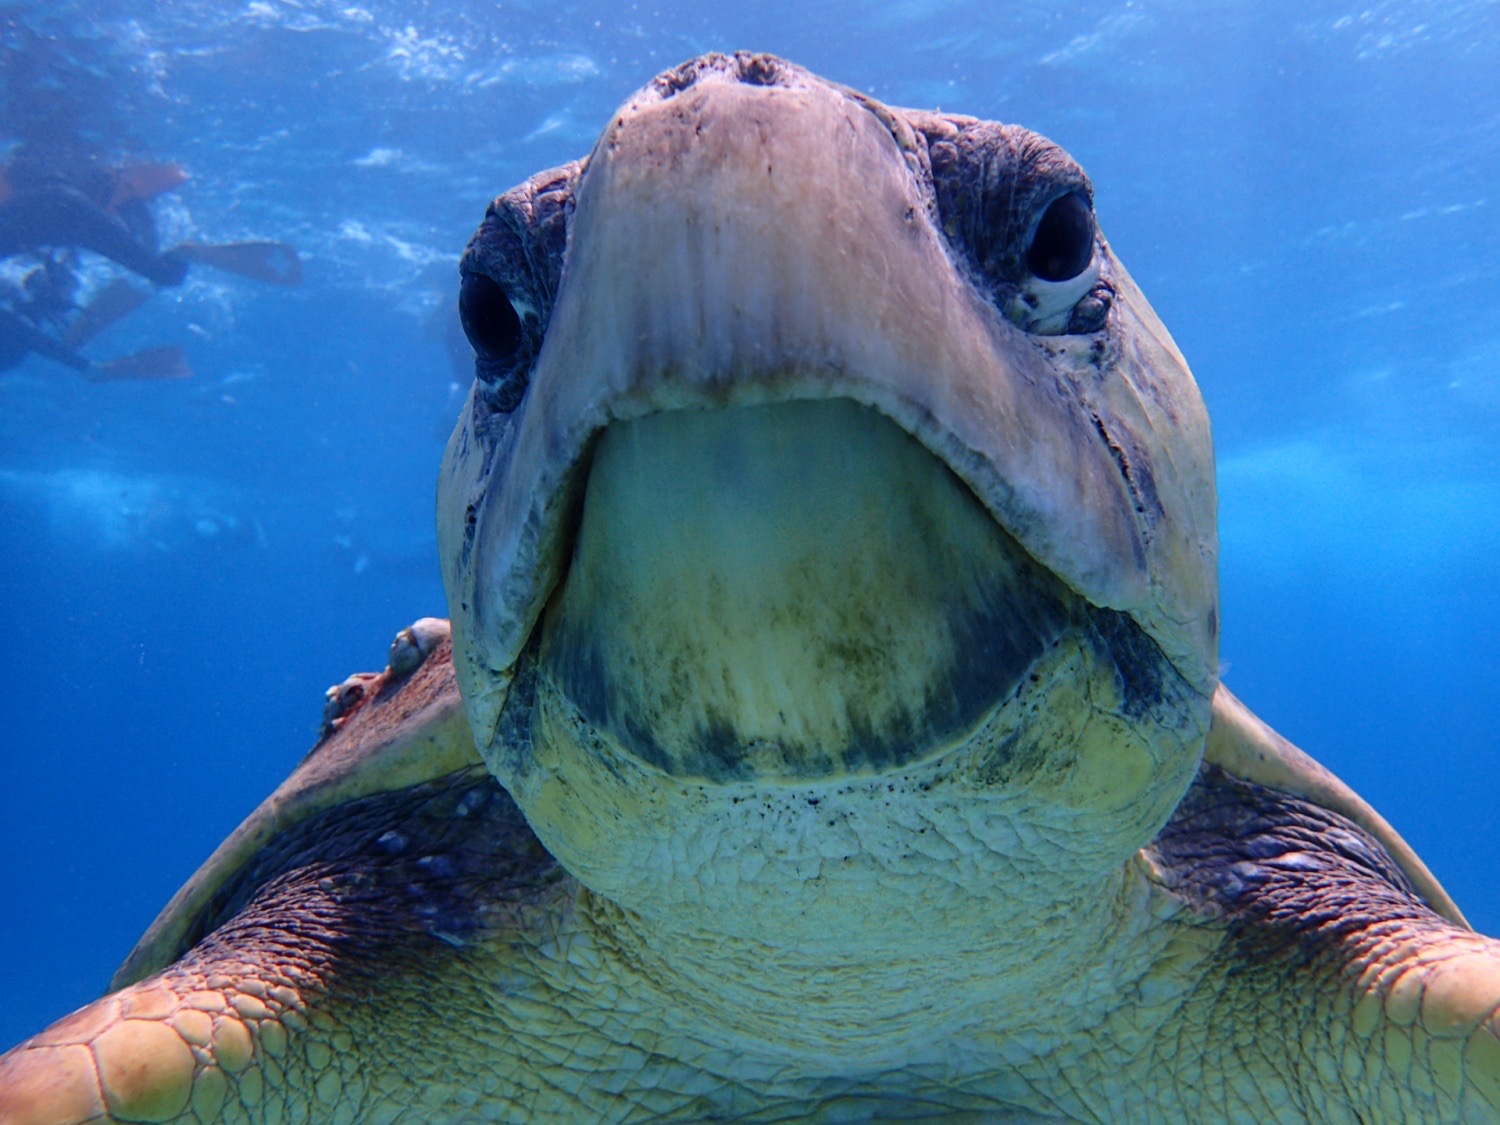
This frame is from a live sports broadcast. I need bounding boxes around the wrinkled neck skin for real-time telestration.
[512,674,1212,1109]
[564,783,1192,1077]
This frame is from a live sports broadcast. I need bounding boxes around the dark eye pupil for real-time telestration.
[1025,191,1094,282]
[459,272,523,361]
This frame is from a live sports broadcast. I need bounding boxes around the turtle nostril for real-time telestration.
[735,53,785,86]
[1025,191,1095,283]
[653,53,790,102]
[459,272,523,363]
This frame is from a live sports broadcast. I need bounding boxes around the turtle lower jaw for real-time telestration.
[505,395,1210,949]
[535,396,1078,782]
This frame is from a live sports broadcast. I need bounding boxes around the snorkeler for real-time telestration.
[0,149,189,287]
[0,145,299,379]
[0,146,302,289]
[0,257,188,381]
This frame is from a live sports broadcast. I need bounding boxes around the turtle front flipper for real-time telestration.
[0,621,569,1124]
[1142,685,1500,1120]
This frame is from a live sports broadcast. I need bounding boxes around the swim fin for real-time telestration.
[173,241,302,285]
[65,279,152,348]
[85,345,193,382]
[107,163,190,211]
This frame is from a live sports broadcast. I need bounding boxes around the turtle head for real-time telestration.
[439,53,1218,951]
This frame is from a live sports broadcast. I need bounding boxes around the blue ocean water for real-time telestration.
[0,0,1494,1054]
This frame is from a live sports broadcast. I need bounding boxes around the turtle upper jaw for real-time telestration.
[439,57,1219,762]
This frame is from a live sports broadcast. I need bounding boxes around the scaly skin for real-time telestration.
[1138,767,1500,1122]
[2,648,1497,1122]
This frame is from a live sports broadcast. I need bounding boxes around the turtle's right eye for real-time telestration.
[459,272,524,362]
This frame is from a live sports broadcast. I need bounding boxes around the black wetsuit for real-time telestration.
[0,181,187,288]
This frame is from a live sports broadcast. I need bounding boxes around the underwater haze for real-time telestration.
[0,0,1496,1050]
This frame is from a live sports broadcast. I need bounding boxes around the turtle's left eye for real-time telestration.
[1025,191,1094,282]
[460,270,538,412]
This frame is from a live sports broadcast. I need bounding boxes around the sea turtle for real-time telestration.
[2,52,1497,1124]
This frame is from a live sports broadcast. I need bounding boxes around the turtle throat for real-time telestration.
[535,396,1076,782]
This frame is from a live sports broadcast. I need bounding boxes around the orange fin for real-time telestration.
[107,163,190,210]
[86,345,192,382]
[174,241,302,286]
